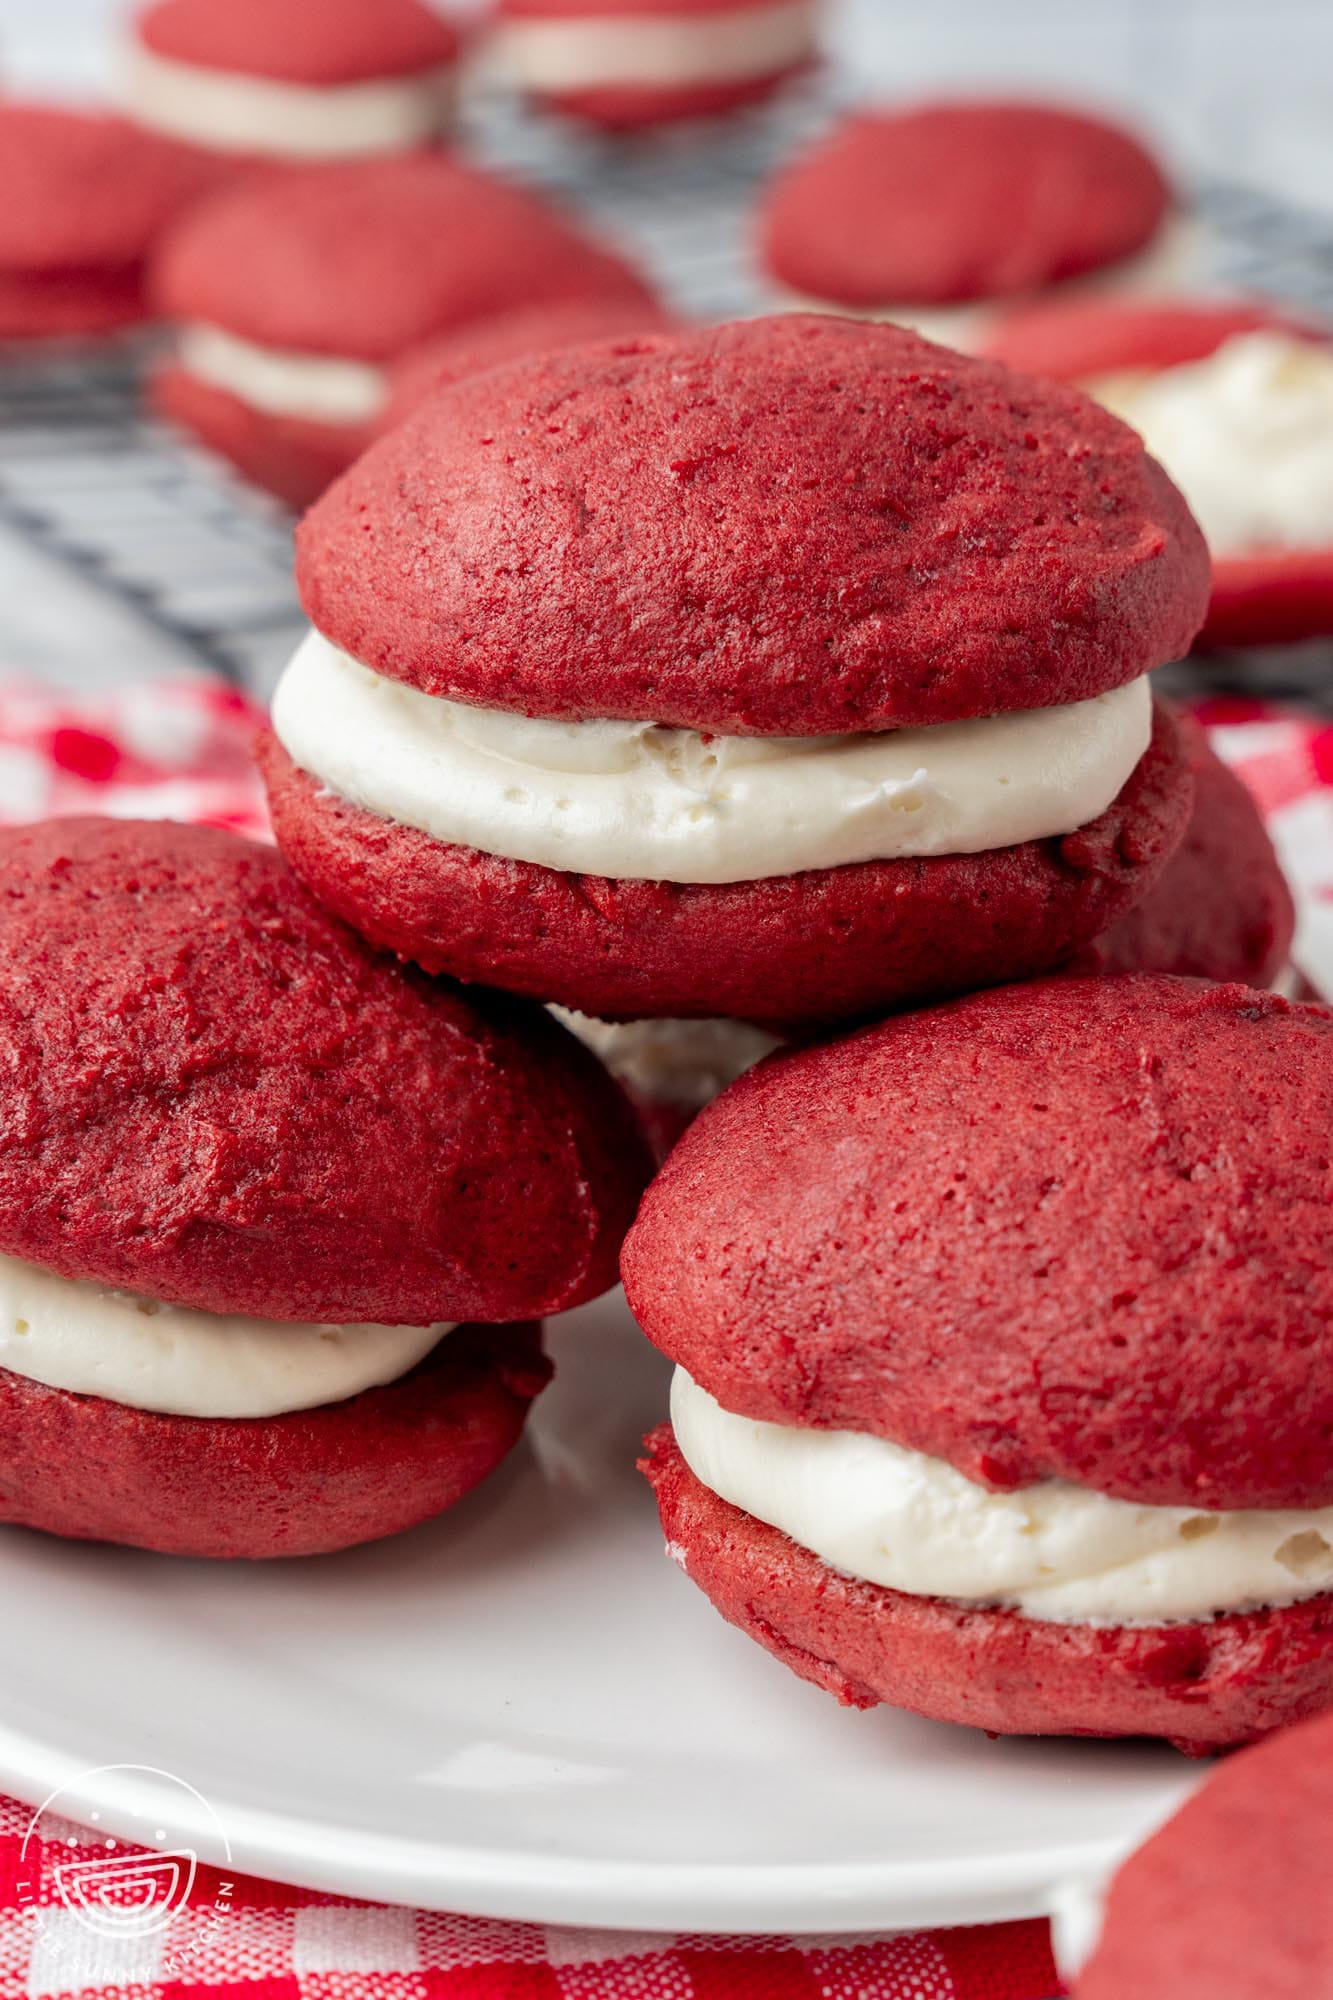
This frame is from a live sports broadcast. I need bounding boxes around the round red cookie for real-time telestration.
[760,101,1172,310]
[497,0,817,132]
[984,299,1333,648]
[259,698,1191,1025]
[0,817,649,1324]
[378,295,680,436]
[642,1426,1333,1753]
[1076,1709,1333,1994]
[298,316,1208,733]
[0,1322,548,1561]
[623,976,1333,1510]
[0,104,211,338]
[1070,713,1294,985]
[137,0,460,85]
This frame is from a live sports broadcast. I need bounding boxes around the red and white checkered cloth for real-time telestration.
[0,677,1330,2000]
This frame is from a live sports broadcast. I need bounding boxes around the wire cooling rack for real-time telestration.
[3,75,1333,703]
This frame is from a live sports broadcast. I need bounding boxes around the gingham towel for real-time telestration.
[0,677,1331,2000]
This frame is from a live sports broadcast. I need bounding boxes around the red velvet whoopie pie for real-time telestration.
[760,100,1173,318]
[261,314,1206,1027]
[0,818,650,1560]
[629,975,1333,1752]
[984,299,1333,647]
[125,0,461,163]
[151,153,659,505]
[496,0,819,132]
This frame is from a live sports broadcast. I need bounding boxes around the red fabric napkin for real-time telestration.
[1,677,1329,2000]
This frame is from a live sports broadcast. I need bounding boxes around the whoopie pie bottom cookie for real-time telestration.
[154,364,372,510]
[643,1426,1333,1755]
[0,1322,548,1561]
[258,700,1191,1026]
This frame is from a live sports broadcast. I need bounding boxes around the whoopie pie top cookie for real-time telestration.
[297,313,1207,735]
[760,101,1172,312]
[623,976,1333,1513]
[0,103,211,336]
[1072,1708,1333,1997]
[126,0,460,160]
[0,818,649,1326]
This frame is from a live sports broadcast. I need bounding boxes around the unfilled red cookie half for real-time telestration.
[629,975,1333,1745]
[0,103,212,338]
[497,0,818,131]
[151,154,658,503]
[984,299,1333,647]
[259,697,1191,1024]
[1075,1709,1333,1995]
[126,0,460,163]
[760,101,1172,312]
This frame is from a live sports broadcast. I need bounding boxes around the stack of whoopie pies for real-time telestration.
[252,306,1330,1750]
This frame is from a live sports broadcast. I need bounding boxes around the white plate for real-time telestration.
[0,1293,1201,1934]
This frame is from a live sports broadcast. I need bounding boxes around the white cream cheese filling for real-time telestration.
[670,1368,1333,1625]
[500,0,815,92]
[551,1010,780,1110]
[272,631,1152,886]
[0,1253,451,1420]
[124,41,455,158]
[179,326,390,426]
[1090,331,1333,558]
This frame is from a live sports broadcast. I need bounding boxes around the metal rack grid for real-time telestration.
[3,77,1333,704]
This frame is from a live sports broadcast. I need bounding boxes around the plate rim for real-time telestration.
[0,1717,1137,1934]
